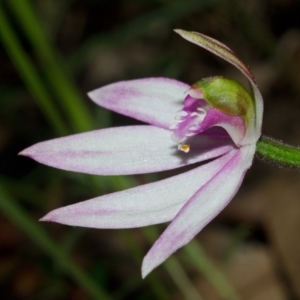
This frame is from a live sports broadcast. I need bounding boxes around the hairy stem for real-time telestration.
[256,135,300,169]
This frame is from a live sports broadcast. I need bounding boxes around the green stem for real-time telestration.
[256,135,300,169]
[0,184,111,300]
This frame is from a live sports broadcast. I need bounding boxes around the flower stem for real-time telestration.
[256,135,300,169]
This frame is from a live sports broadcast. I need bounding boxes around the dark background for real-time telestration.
[1,0,300,299]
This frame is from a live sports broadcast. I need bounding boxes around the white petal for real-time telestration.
[40,152,234,228]
[142,144,256,277]
[20,125,235,175]
[88,77,189,129]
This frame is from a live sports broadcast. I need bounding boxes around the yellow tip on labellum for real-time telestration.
[178,144,190,153]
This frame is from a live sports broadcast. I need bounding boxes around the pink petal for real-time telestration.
[174,30,263,143]
[20,125,235,175]
[142,144,256,277]
[40,152,234,228]
[88,77,189,129]
[199,108,246,146]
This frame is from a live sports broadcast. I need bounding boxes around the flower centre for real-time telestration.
[169,95,209,153]
[169,77,255,152]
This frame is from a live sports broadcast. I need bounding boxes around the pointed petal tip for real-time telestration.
[141,270,147,279]
[18,148,31,157]
[141,258,152,279]
[174,28,185,35]
[86,89,95,98]
[141,250,165,279]
[18,144,38,158]
[39,215,50,222]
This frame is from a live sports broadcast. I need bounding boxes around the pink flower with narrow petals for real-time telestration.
[20,30,263,278]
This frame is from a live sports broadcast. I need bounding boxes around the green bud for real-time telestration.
[191,76,255,124]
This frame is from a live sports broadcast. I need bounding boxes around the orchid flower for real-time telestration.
[20,30,263,278]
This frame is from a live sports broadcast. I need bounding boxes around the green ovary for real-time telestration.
[191,76,255,125]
